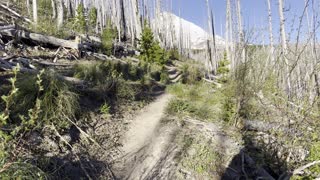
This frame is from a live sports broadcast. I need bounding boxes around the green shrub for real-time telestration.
[14,71,79,129]
[74,3,87,33]
[180,136,223,178]
[152,43,169,65]
[217,52,230,75]
[0,68,48,179]
[74,61,146,85]
[168,48,180,60]
[100,102,111,119]
[74,61,119,86]
[138,24,168,65]
[116,81,142,101]
[167,83,218,121]
[221,98,236,122]
[167,81,238,123]
[138,24,154,62]
[89,7,97,28]
[160,71,170,84]
[308,142,320,173]
[180,64,204,84]
[101,24,117,56]
[166,98,193,116]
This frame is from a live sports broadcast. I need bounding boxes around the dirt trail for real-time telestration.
[112,93,242,180]
[121,94,172,154]
[112,93,176,179]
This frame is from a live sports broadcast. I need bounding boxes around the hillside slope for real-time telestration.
[154,12,225,50]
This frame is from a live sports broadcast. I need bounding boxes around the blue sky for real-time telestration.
[169,0,312,44]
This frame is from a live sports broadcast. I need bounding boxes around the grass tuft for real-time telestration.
[14,71,79,129]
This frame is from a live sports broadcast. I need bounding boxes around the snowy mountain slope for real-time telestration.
[153,12,225,50]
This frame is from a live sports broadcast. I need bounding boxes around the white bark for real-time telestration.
[26,0,30,16]
[51,0,56,19]
[236,0,245,63]
[278,0,287,53]
[32,0,37,25]
[278,0,292,97]
[57,0,64,29]
[267,0,274,63]
[205,0,215,74]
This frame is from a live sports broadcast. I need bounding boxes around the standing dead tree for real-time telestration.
[32,0,37,25]
[278,0,292,97]
[267,0,275,64]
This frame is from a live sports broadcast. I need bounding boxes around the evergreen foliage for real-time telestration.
[168,48,180,60]
[217,52,230,75]
[89,7,98,27]
[74,3,86,33]
[101,23,118,56]
[138,24,168,65]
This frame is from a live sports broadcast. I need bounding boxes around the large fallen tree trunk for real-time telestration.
[0,29,81,49]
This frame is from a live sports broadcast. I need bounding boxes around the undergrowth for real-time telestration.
[166,81,236,123]
[0,66,48,179]
[13,70,79,130]
[179,62,205,84]
[178,135,224,179]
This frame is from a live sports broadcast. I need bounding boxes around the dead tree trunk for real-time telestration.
[56,0,64,29]
[0,29,80,49]
[51,0,57,19]
[26,0,31,16]
[236,0,245,64]
[226,0,234,69]
[267,0,275,64]
[278,0,292,96]
[32,0,38,25]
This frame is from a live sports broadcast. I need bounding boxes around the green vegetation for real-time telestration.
[100,102,111,119]
[178,135,224,178]
[74,3,87,33]
[166,81,236,123]
[139,24,169,65]
[217,52,230,75]
[13,70,79,130]
[167,48,180,60]
[101,24,118,56]
[74,61,120,86]
[179,63,204,84]
[73,60,165,102]
[0,67,48,179]
[308,142,320,173]
[89,7,98,28]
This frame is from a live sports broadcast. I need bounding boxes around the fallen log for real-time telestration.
[0,3,32,23]
[203,78,222,88]
[0,58,12,69]
[0,29,81,49]
[86,52,128,64]
[33,60,73,67]
[292,160,320,175]
[0,58,84,85]
[0,25,15,31]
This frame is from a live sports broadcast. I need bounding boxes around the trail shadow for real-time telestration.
[36,153,114,180]
[77,80,166,115]
[221,130,290,180]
